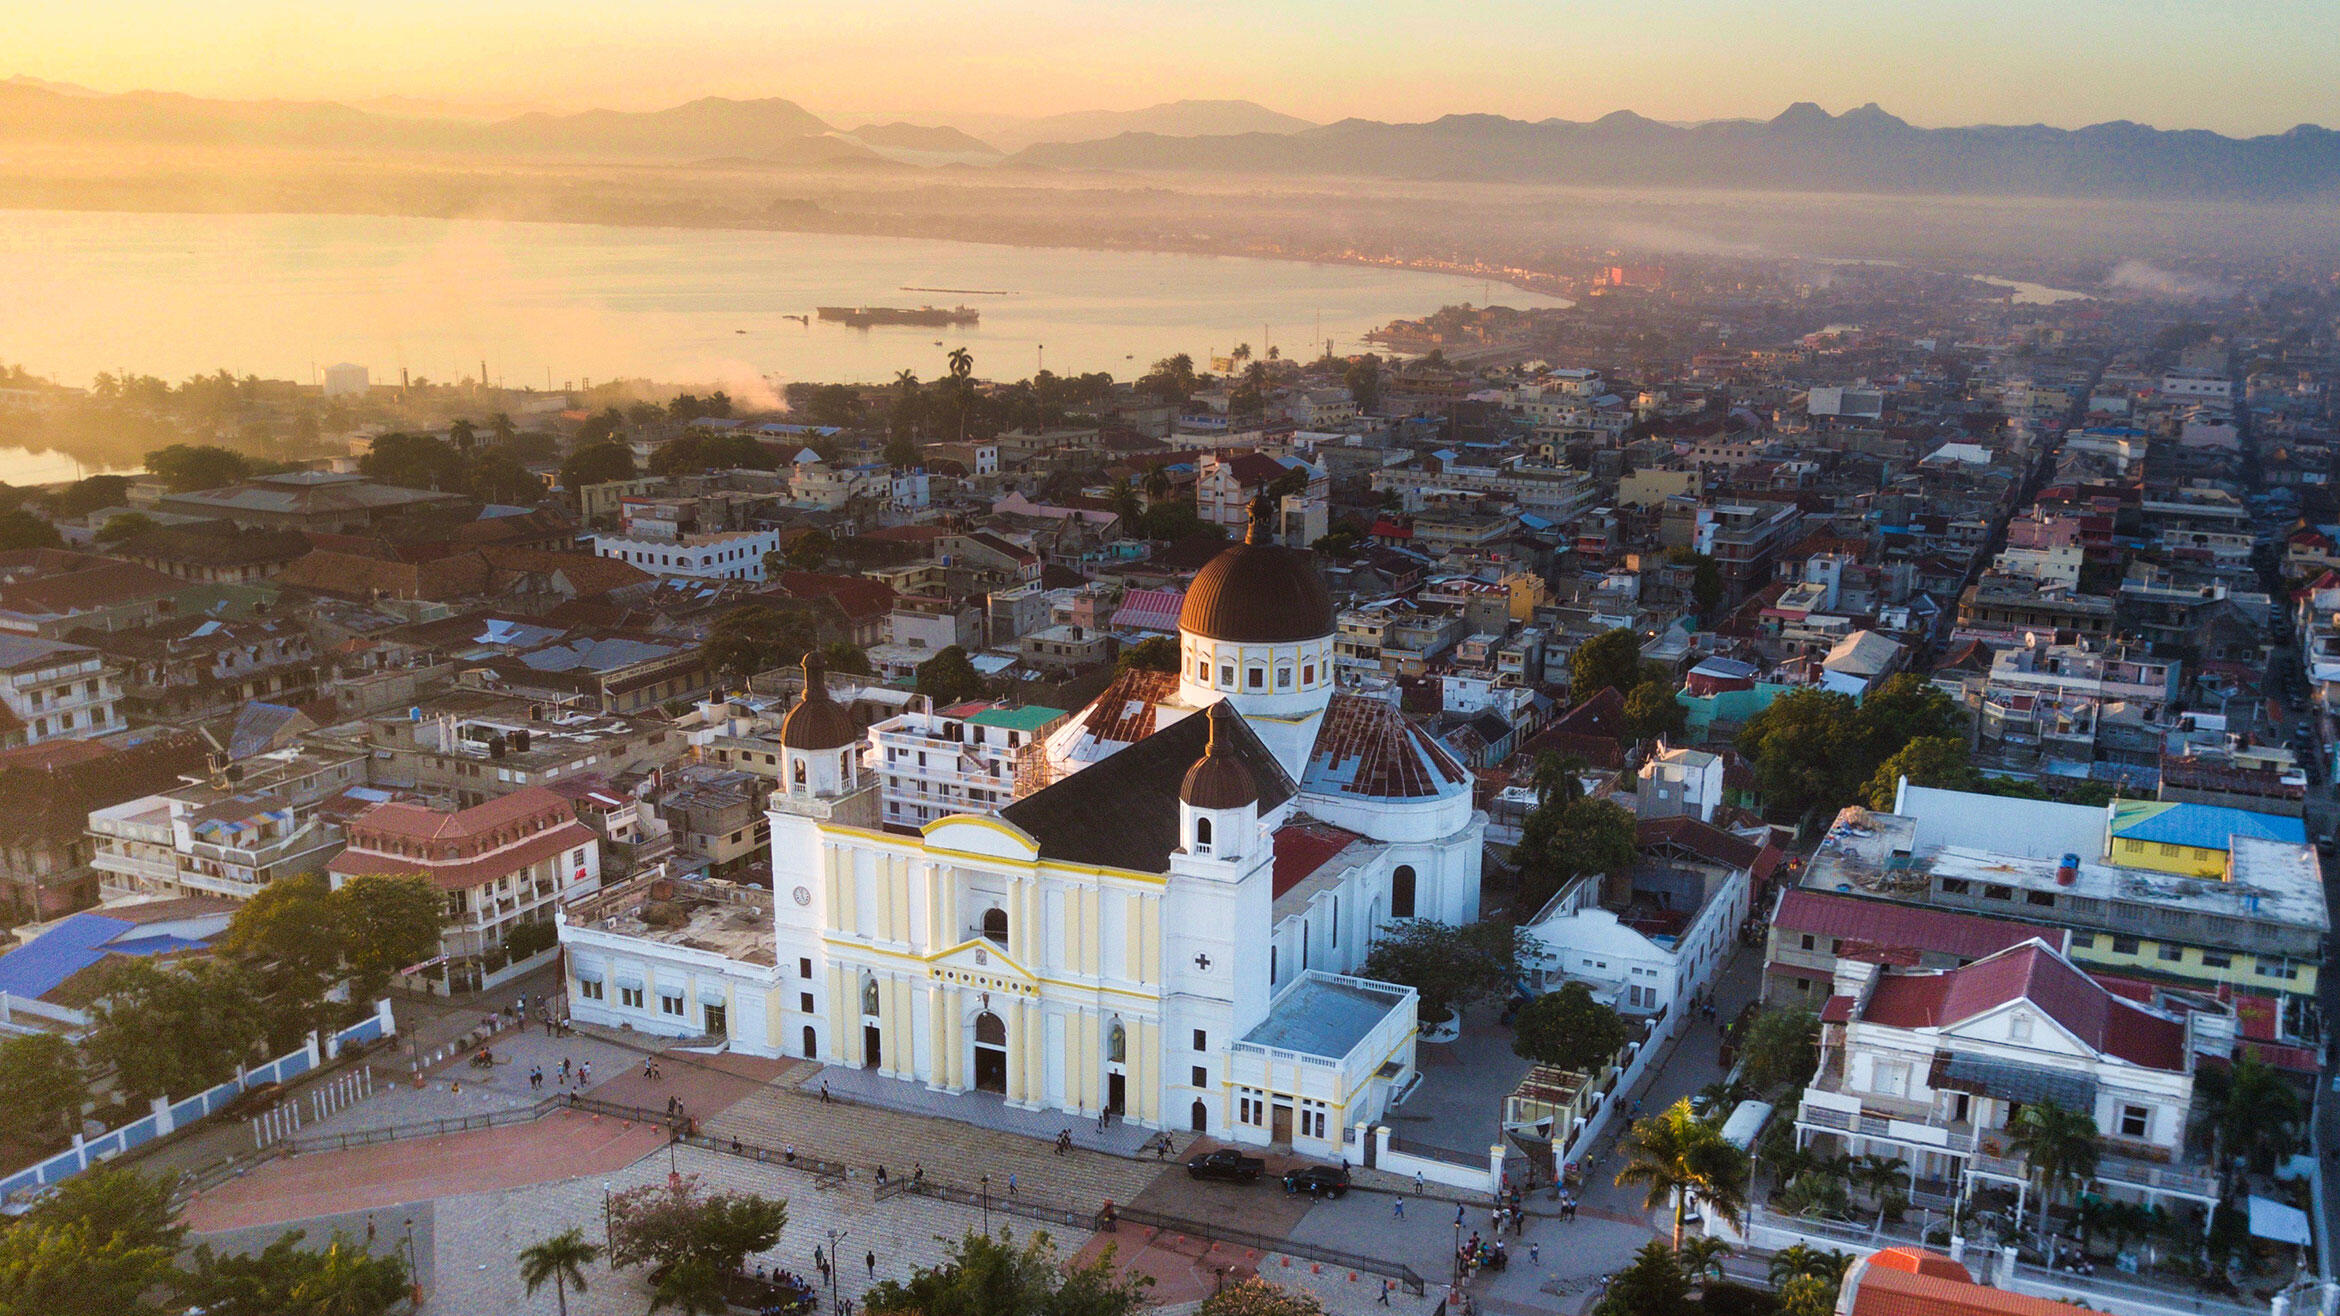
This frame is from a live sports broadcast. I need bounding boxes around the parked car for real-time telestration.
[1185,1149,1265,1183]
[1281,1164,1351,1198]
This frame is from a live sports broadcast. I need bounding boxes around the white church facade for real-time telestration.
[560,506,1486,1151]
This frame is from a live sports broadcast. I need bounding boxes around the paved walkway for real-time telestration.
[805,1060,1184,1159]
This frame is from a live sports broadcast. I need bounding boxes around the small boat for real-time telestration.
[735,328,748,334]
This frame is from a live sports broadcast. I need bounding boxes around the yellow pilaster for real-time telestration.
[875,857,895,942]
[892,856,913,943]
[1140,897,1160,986]
[827,964,852,1065]
[1132,1019,1156,1122]
[1026,997,1046,1105]
[1006,996,1028,1102]
[1080,1010,1103,1115]
[927,983,948,1089]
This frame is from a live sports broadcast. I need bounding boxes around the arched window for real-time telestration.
[793,759,807,785]
[974,1011,1007,1046]
[1247,667,1264,689]
[1220,664,1235,687]
[1197,660,1209,681]
[1195,817,1213,850]
[1107,1018,1127,1063]
[1391,865,1417,919]
[860,975,881,1017]
[982,906,1009,946]
[1277,665,1292,689]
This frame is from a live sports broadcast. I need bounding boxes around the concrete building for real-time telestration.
[0,634,123,749]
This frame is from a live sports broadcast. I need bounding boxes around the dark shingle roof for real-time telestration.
[1001,704,1293,874]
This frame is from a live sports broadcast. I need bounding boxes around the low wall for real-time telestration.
[1372,1125,1504,1194]
[0,999,395,1204]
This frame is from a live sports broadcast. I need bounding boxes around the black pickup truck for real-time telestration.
[1184,1149,1266,1183]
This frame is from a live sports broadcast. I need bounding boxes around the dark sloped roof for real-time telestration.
[1001,703,1294,874]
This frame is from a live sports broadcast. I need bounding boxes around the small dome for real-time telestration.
[779,654,857,750]
[1180,703,1259,809]
[1178,496,1334,644]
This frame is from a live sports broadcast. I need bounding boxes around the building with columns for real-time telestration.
[560,503,1484,1152]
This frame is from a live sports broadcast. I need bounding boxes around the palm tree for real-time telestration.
[944,348,974,442]
[489,412,517,446]
[518,1227,600,1316]
[1614,1097,1749,1250]
[1767,1243,1852,1289]
[1675,1235,1733,1288]
[1142,466,1170,503]
[2216,1056,2303,1175]
[2008,1100,2099,1253]
[1853,1153,1909,1208]
[1231,343,1252,365]
[1106,477,1141,526]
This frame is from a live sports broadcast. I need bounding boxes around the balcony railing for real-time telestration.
[1797,1100,1978,1153]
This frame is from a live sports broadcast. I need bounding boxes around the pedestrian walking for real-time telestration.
[1378,1278,1392,1306]
[821,1081,832,1103]
[865,1250,875,1279]
[1392,1195,1405,1218]
[1415,1171,1425,1196]
[1008,1173,1018,1195]
[580,1060,591,1085]
[560,1056,571,1081]
[1454,1202,1465,1226]
[1530,1241,1540,1266]
[814,1245,825,1273]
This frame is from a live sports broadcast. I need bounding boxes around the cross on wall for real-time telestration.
[1194,953,1211,971]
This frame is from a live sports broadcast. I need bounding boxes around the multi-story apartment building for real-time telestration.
[870,702,1069,829]
[1372,456,1597,520]
[1681,500,1802,594]
[329,786,600,993]
[1805,785,2325,1041]
[87,744,368,901]
[321,692,683,807]
[589,528,778,583]
[0,634,123,748]
[1953,576,2118,646]
[92,614,318,725]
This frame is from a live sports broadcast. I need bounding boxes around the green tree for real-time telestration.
[1739,1007,1819,1093]
[1344,354,1382,412]
[916,645,989,705]
[95,512,159,543]
[1199,1276,1326,1315]
[559,441,636,495]
[821,642,873,677]
[1736,688,1863,827]
[181,1229,410,1316]
[86,958,270,1101]
[701,605,818,684]
[519,1228,601,1316]
[1852,674,1966,765]
[864,1229,1151,1316]
[144,443,252,492]
[1615,1098,1749,1250]
[1624,680,1688,742]
[0,510,62,551]
[1593,1240,1692,1316]
[1106,476,1142,525]
[464,451,547,504]
[358,432,465,490]
[2210,1055,2303,1175]
[1766,1243,1852,1290]
[1569,628,1645,699]
[783,529,834,572]
[606,1174,786,1276]
[1358,919,1530,1028]
[1137,501,1222,541]
[1115,635,1180,675]
[2008,1099,2099,1252]
[488,412,519,446]
[1674,1236,1733,1289]
[0,1034,84,1146]
[1511,981,1629,1073]
[1862,735,1973,809]
[330,873,446,1006]
[1515,795,1636,914]
[1775,1274,1838,1316]
[221,873,345,1042]
[52,474,131,518]
[1690,555,1724,617]
[0,1169,183,1316]
[648,1258,729,1315]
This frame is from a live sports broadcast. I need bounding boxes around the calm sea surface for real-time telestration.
[0,208,1567,407]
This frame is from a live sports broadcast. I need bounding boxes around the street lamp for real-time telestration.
[981,1173,991,1235]
[601,1183,612,1246]
[825,1228,848,1306]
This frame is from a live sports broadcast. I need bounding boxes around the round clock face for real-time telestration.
[792,886,812,906]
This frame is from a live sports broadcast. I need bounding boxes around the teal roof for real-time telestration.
[2110,802,2305,850]
[968,705,1066,732]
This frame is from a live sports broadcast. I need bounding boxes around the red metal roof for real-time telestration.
[1861,942,2188,1072]
[1271,823,1364,900]
[1774,889,2057,963]
[1844,1249,2094,1316]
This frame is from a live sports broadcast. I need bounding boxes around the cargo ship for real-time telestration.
[814,305,980,328]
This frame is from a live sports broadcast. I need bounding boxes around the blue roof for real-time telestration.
[2111,802,2306,849]
[0,914,214,1001]
[1242,974,1411,1059]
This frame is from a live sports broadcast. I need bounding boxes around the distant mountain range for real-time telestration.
[0,83,875,164]
[981,99,1316,152]
[1015,102,2340,200]
[3,80,2332,199]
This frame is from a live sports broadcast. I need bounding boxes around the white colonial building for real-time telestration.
[560,505,1484,1152]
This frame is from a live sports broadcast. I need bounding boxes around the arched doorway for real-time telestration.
[802,1025,818,1059]
[1391,864,1417,918]
[1190,1099,1209,1133]
[973,1011,1008,1094]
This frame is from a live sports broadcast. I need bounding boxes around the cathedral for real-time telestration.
[561,509,1486,1151]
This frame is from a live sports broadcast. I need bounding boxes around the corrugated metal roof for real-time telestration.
[2108,800,2304,849]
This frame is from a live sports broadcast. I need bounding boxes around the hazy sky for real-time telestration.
[17,0,2337,136]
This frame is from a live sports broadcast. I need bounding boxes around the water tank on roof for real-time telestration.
[512,729,532,753]
[2056,853,2080,886]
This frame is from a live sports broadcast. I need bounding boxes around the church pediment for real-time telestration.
[927,938,1039,990]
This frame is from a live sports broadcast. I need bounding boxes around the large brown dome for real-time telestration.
[779,654,858,750]
[1178,501,1334,644]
